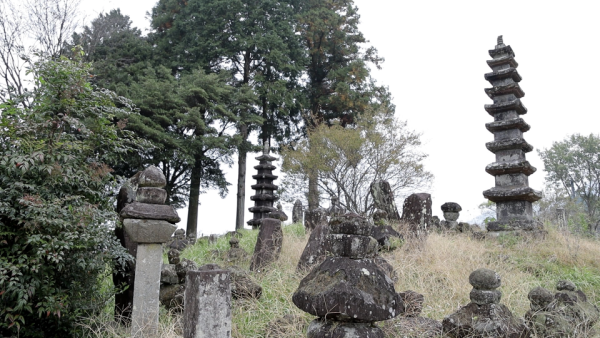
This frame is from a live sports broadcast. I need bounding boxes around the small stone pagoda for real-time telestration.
[482,36,542,234]
[247,143,278,229]
[293,214,403,337]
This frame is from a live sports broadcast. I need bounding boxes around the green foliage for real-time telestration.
[0,52,145,336]
[281,108,432,214]
[538,133,600,231]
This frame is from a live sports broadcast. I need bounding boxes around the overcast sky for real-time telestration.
[83,0,600,235]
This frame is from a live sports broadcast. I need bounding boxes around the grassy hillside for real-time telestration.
[80,222,600,337]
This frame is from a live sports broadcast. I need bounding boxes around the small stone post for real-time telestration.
[184,270,232,338]
[120,166,180,337]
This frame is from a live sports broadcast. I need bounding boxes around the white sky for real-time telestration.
[82,0,600,235]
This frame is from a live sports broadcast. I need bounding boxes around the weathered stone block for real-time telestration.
[469,268,501,290]
[370,180,400,220]
[123,219,177,244]
[325,234,378,259]
[292,199,303,224]
[183,270,232,338]
[120,202,181,223]
[292,256,403,322]
[131,244,163,337]
[297,224,329,272]
[138,165,166,188]
[250,218,283,271]
[470,289,502,305]
[161,264,179,285]
[304,208,328,231]
[307,319,384,338]
[159,284,184,310]
[136,187,167,204]
[401,193,432,234]
[329,213,372,236]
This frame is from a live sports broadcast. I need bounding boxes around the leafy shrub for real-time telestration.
[0,50,146,337]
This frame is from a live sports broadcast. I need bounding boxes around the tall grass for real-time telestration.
[79,222,600,337]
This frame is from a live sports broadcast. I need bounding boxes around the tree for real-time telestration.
[150,0,304,230]
[296,0,386,209]
[538,133,600,231]
[0,51,145,336]
[281,108,432,215]
[0,0,82,104]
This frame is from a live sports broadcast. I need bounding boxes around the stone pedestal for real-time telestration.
[482,36,542,235]
[183,270,232,338]
[250,218,283,271]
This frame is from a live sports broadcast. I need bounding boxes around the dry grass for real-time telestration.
[78,222,600,337]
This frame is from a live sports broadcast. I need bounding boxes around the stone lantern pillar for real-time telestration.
[119,166,180,337]
[482,36,542,235]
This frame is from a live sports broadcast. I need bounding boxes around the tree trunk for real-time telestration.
[187,165,201,238]
[308,170,319,210]
[235,124,249,230]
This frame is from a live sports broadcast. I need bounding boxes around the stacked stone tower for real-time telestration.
[247,143,278,229]
[483,36,542,234]
[293,214,403,337]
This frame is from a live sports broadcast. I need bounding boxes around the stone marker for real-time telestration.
[183,270,232,338]
[370,180,401,220]
[266,203,288,222]
[292,199,303,224]
[247,143,278,228]
[169,228,190,251]
[400,193,432,235]
[442,268,527,338]
[250,217,283,271]
[482,36,543,236]
[525,280,599,337]
[293,214,403,337]
[304,207,328,231]
[225,237,249,263]
[296,223,330,272]
[122,166,178,337]
[440,202,461,231]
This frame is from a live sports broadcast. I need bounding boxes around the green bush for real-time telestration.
[0,50,146,337]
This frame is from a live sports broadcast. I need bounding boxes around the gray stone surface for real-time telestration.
[161,264,179,285]
[401,193,432,235]
[159,284,184,310]
[370,180,401,220]
[469,268,502,290]
[136,187,167,204]
[131,244,163,337]
[304,207,328,231]
[120,202,181,223]
[297,223,329,272]
[184,270,232,338]
[325,234,378,259]
[123,219,177,243]
[138,165,167,188]
[250,218,283,271]
[441,202,462,213]
[307,319,384,338]
[292,199,303,224]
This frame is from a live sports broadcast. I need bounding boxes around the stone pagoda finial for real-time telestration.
[482,37,542,236]
[497,35,504,47]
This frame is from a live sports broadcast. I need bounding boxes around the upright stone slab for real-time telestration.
[247,143,278,229]
[370,180,401,220]
[122,166,178,337]
[296,223,330,272]
[183,270,232,338]
[400,193,432,235]
[250,217,283,271]
[292,199,303,224]
[482,36,542,235]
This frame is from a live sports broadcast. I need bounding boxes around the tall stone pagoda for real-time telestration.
[482,36,542,234]
[247,143,278,229]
